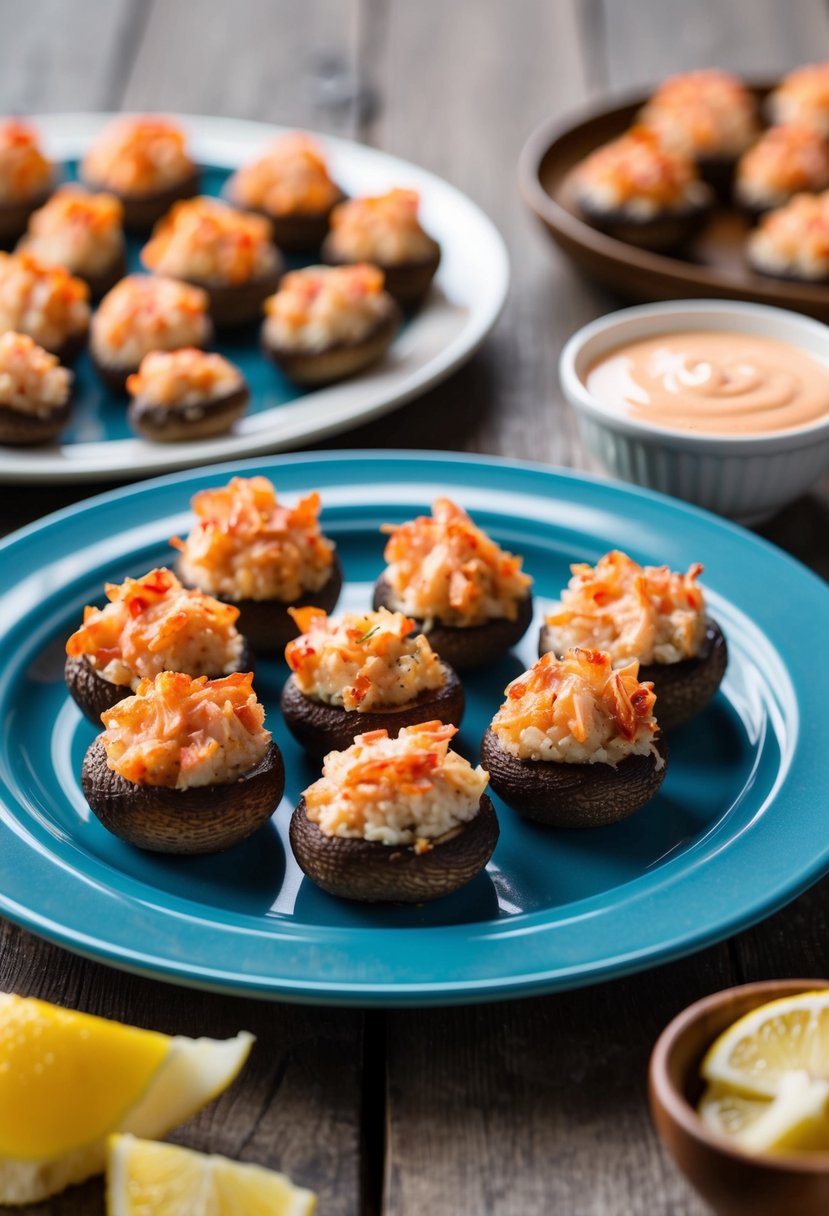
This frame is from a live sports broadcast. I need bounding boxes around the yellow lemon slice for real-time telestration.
[700,1073,829,1154]
[107,1135,317,1216]
[701,990,829,1100]
[0,993,253,1205]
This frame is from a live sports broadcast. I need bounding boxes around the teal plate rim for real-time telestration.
[0,450,826,1007]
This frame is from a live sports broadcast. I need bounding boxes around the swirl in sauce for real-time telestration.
[585,331,829,435]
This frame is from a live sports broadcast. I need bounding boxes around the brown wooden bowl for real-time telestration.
[518,83,829,323]
[374,575,533,671]
[289,792,499,903]
[481,726,667,828]
[649,979,829,1216]
[81,737,284,854]
[280,661,465,760]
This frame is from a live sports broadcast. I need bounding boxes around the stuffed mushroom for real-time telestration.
[573,126,713,252]
[321,188,441,309]
[171,474,342,657]
[481,648,667,828]
[373,498,533,671]
[82,670,283,854]
[80,115,199,233]
[290,720,498,903]
[538,550,727,733]
[140,196,282,328]
[747,190,829,282]
[126,348,249,442]
[281,605,464,760]
[0,119,56,246]
[734,123,829,220]
[261,263,400,386]
[0,252,89,363]
[0,331,72,445]
[65,566,253,724]
[224,131,346,253]
[17,185,126,300]
[767,61,829,137]
[89,274,212,393]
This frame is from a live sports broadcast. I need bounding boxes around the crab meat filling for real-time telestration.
[576,126,709,218]
[0,331,71,415]
[0,119,52,203]
[381,498,532,628]
[141,196,278,286]
[748,191,829,278]
[263,263,391,353]
[303,721,488,846]
[736,124,829,206]
[0,252,89,352]
[82,116,195,196]
[545,550,706,666]
[127,348,243,407]
[491,648,662,767]
[100,670,270,790]
[66,566,244,690]
[285,606,446,710]
[768,62,829,135]
[19,186,124,277]
[91,275,210,368]
[638,70,758,158]
[326,189,436,264]
[227,133,341,216]
[172,475,335,603]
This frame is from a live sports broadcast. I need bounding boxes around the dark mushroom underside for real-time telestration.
[0,179,58,246]
[81,737,284,854]
[481,727,668,828]
[83,249,128,302]
[128,383,250,443]
[262,303,401,386]
[0,396,71,446]
[177,553,343,658]
[65,639,255,726]
[373,575,533,671]
[321,239,441,310]
[538,617,727,733]
[578,196,712,252]
[83,168,201,233]
[179,266,283,329]
[289,792,499,903]
[280,661,465,759]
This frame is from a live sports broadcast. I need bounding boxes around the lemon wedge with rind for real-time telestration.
[107,1135,317,1216]
[700,1072,829,1154]
[0,993,253,1206]
[701,990,829,1100]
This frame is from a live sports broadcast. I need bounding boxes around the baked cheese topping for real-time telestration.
[576,126,708,218]
[285,606,445,710]
[171,474,335,602]
[227,132,341,216]
[18,185,124,276]
[141,196,278,286]
[0,119,52,203]
[748,191,829,278]
[326,189,437,264]
[263,263,391,352]
[0,252,89,353]
[768,62,829,135]
[100,670,270,790]
[82,116,195,196]
[544,550,705,666]
[736,124,829,206]
[0,331,71,415]
[65,566,244,690]
[303,721,488,845]
[381,498,532,628]
[90,274,210,367]
[127,348,243,407]
[491,648,662,767]
[638,70,758,158]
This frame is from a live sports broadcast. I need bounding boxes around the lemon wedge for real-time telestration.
[107,1135,317,1216]
[0,993,253,1205]
[701,990,829,1100]
[700,1072,829,1154]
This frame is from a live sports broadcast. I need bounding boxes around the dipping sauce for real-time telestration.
[585,331,829,435]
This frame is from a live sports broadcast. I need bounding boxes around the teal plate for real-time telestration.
[0,452,825,1006]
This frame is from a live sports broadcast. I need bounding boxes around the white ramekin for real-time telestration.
[559,300,829,522]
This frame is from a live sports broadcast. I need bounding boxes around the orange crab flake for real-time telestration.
[578,125,698,206]
[0,119,51,198]
[141,196,274,285]
[229,132,340,216]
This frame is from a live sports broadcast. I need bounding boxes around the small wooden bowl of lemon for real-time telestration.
[649,979,829,1216]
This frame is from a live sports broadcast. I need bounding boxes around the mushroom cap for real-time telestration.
[262,300,401,387]
[81,736,284,854]
[279,660,465,759]
[321,237,441,309]
[128,382,250,443]
[481,726,668,828]
[81,167,200,234]
[373,575,533,671]
[289,792,499,903]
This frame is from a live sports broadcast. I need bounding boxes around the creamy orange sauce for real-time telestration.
[585,331,829,436]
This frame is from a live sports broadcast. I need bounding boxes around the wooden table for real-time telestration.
[1,3,828,1212]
